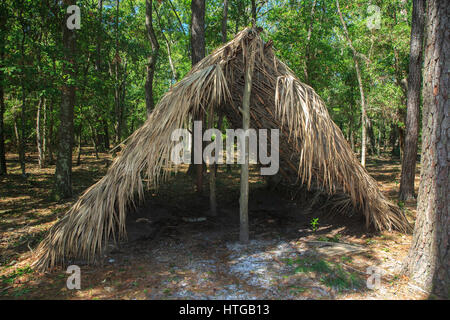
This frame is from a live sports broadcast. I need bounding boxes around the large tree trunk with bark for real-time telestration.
[404,0,449,298]
[55,0,77,199]
[399,0,425,201]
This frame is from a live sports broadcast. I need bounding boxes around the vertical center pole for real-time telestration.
[240,37,256,244]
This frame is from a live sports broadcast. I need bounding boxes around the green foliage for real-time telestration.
[1,266,33,285]
[310,217,319,232]
[0,0,413,170]
[318,233,342,243]
[289,257,363,292]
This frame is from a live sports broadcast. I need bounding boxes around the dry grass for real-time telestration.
[32,28,411,271]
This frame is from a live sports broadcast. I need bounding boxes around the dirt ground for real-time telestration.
[0,147,427,300]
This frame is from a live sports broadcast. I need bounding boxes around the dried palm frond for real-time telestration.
[33,28,411,271]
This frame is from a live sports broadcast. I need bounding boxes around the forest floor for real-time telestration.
[0,147,427,300]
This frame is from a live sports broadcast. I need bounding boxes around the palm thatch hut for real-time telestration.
[33,28,411,271]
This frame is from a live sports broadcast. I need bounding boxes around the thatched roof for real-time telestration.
[33,28,411,270]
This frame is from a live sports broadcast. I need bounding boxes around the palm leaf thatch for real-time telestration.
[33,28,411,271]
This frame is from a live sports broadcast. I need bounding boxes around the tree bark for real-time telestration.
[55,0,77,199]
[190,0,206,194]
[404,0,449,298]
[114,0,121,147]
[303,0,317,83]
[251,0,257,27]
[399,0,425,201]
[95,0,103,72]
[18,11,27,177]
[47,100,55,164]
[36,96,45,168]
[0,2,7,175]
[76,123,82,166]
[88,120,100,160]
[208,111,217,216]
[221,0,228,43]
[145,0,160,117]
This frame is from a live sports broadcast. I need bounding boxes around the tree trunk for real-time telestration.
[36,96,45,168]
[47,101,55,164]
[55,0,77,199]
[206,0,230,215]
[76,123,82,166]
[145,0,160,117]
[240,37,256,244]
[221,0,228,43]
[154,3,176,83]
[336,0,367,167]
[0,3,7,175]
[42,96,47,163]
[95,0,103,72]
[18,28,26,177]
[303,0,317,83]
[404,0,449,298]
[102,119,110,151]
[251,0,257,27]
[114,0,121,148]
[190,0,206,194]
[399,0,425,201]
[208,112,217,216]
[88,120,100,159]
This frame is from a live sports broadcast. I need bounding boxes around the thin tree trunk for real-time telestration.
[36,96,45,168]
[404,0,449,298]
[47,101,54,164]
[145,0,160,117]
[208,111,217,216]
[336,0,367,167]
[154,4,177,83]
[88,121,100,159]
[399,0,425,201]
[240,39,256,244]
[114,0,121,147]
[251,0,257,27]
[303,0,317,83]
[42,96,47,162]
[18,24,26,177]
[76,123,82,166]
[0,3,7,175]
[190,0,206,193]
[221,0,228,43]
[14,116,20,153]
[235,0,243,34]
[95,0,103,72]
[206,0,230,213]
[102,119,109,151]
[55,0,77,199]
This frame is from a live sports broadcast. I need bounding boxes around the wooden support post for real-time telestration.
[209,110,217,216]
[239,39,256,244]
